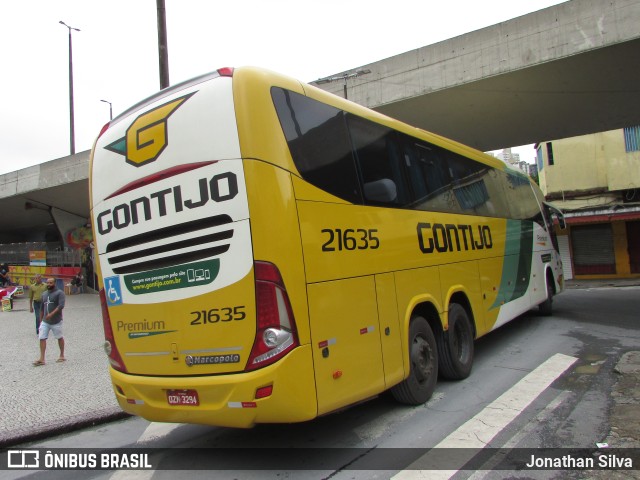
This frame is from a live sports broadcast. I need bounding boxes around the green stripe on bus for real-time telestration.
[491,220,533,309]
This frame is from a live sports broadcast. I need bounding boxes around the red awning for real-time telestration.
[566,211,640,225]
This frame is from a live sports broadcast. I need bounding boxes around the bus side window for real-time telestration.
[271,87,362,204]
[445,152,497,216]
[400,141,428,202]
[400,138,456,213]
[417,144,450,203]
[347,114,410,207]
[414,143,466,214]
[502,171,540,222]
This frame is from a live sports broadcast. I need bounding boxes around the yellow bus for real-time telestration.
[89,66,564,428]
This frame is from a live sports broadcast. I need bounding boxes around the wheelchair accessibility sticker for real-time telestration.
[104,276,123,306]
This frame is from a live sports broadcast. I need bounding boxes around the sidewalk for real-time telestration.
[0,281,638,448]
[0,292,127,447]
[565,277,640,289]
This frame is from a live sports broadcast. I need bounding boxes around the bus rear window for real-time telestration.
[271,87,362,204]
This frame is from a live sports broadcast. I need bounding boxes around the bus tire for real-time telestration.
[538,274,554,316]
[437,303,474,380]
[391,315,438,405]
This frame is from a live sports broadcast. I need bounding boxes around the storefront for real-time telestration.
[560,208,640,279]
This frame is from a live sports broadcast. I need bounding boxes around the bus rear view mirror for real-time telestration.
[558,215,566,230]
[545,203,566,230]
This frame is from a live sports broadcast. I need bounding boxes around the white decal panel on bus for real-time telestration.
[96,160,252,305]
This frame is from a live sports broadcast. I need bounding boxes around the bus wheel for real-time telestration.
[437,303,474,380]
[538,275,554,316]
[391,315,438,405]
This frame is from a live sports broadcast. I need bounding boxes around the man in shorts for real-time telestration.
[33,278,66,366]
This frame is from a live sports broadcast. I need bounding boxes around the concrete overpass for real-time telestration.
[0,152,90,243]
[312,0,640,152]
[2,0,640,243]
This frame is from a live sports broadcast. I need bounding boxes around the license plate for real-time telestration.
[167,389,199,406]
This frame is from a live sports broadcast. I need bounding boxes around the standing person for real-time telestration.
[71,272,84,294]
[33,278,66,366]
[0,263,10,287]
[29,274,48,334]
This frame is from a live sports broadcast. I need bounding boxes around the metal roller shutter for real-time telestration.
[571,224,615,275]
[557,234,573,280]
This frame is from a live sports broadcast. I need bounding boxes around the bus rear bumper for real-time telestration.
[108,345,317,428]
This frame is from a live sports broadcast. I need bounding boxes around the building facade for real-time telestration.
[537,127,640,279]
[494,148,521,165]
[490,148,536,177]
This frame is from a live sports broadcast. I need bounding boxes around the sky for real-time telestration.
[0,0,565,176]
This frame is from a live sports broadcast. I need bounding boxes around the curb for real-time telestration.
[565,281,640,290]
[0,408,130,449]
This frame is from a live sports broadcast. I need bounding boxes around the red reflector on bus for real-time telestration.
[218,67,234,77]
[98,122,110,139]
[255,385,273,399]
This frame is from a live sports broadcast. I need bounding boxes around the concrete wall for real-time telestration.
[0,151,89,200]
[539,128,640,208]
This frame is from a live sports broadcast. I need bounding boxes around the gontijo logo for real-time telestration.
[105,92,195,167]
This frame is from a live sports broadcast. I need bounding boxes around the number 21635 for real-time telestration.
[321,228,379,251]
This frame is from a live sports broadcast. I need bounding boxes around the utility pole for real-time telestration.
[60,21,80,155]
[157,0,170,89]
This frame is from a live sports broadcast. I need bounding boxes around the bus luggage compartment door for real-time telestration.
[308,277,385,415]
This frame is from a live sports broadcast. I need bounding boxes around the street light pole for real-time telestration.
[100,100,113,120]
[60,21,80,155]
[314,69,371,100]
[156,0,170,89]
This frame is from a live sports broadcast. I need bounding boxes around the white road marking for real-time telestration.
[391,353,577,480]
[466,391,572,479]
[135,422,182,444]
[108,422,181,480]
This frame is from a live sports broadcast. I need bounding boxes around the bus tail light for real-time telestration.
[99,289,128,373]
[246,262,299,370]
